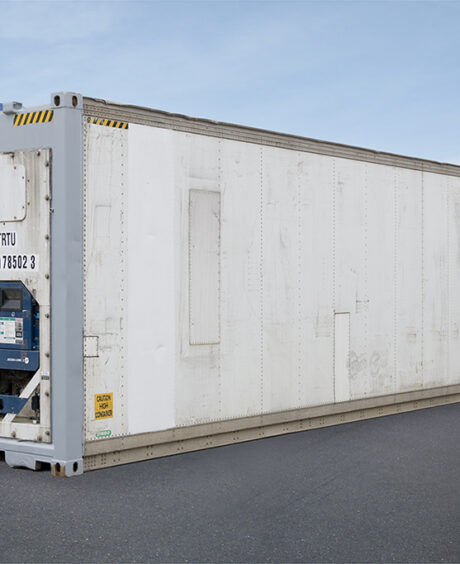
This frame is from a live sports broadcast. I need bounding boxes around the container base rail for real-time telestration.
[84,385,459,473]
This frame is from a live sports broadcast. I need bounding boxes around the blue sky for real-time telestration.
[1,0,459,163]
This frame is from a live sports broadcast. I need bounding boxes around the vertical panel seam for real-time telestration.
[120,131,127,434]
[332,158,336,401]
[393,167,399,393]
[260,146,264,414]
[188,186,193,342]
[421,171,425,387]
[364,164,369,397]
[218,139,222,419]
[297,152,302,407]
[83,122,88,438]
[394,167,398,395]
[446,176,450,384]
[450,178,457,385]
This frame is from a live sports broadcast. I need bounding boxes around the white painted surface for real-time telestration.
[262,146,300,413]
[83,122,460,440]
[84,124,177,438]
[448,176,460,386]
[334,313,350,402]
[218,140,263,419]
[83,336,99,358]
[84,124,128,439]
[126,125,176,434]
[174,133,222,425]
[366,163,395,397]
[298,153,334,407]
[189,189,221,345]
[423,172,449,389]
[0,164,26,222]
[396,168,423,392]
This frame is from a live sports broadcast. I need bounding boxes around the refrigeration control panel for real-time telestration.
[0,282,40,415]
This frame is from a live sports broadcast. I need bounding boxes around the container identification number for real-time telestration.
[0,231,17,247]
[0,254,39,272]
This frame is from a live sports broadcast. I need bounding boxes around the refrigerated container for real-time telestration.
[0,92,458,476]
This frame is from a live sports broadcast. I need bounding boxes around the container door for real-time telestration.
[0,150,51,442]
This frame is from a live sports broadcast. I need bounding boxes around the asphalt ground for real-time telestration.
[0,403,459,563]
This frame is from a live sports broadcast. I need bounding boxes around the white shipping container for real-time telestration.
[0,92,458,476]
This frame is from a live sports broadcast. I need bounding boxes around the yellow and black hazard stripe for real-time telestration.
[13,110,54,127]
[88,117,128,129]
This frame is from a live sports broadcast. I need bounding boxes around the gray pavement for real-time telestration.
[0,403,459,563]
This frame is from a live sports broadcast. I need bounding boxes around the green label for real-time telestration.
[95,429,112,439]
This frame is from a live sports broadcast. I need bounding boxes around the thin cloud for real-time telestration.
[0,0,116,42]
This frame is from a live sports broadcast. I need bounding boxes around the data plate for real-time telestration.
[0,317,24,345]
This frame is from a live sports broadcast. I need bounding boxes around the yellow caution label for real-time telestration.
[94,393,113,420]
[13,110,54,127]
[88,117,128,129]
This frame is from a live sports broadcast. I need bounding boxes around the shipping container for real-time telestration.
[0,92,459,476]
